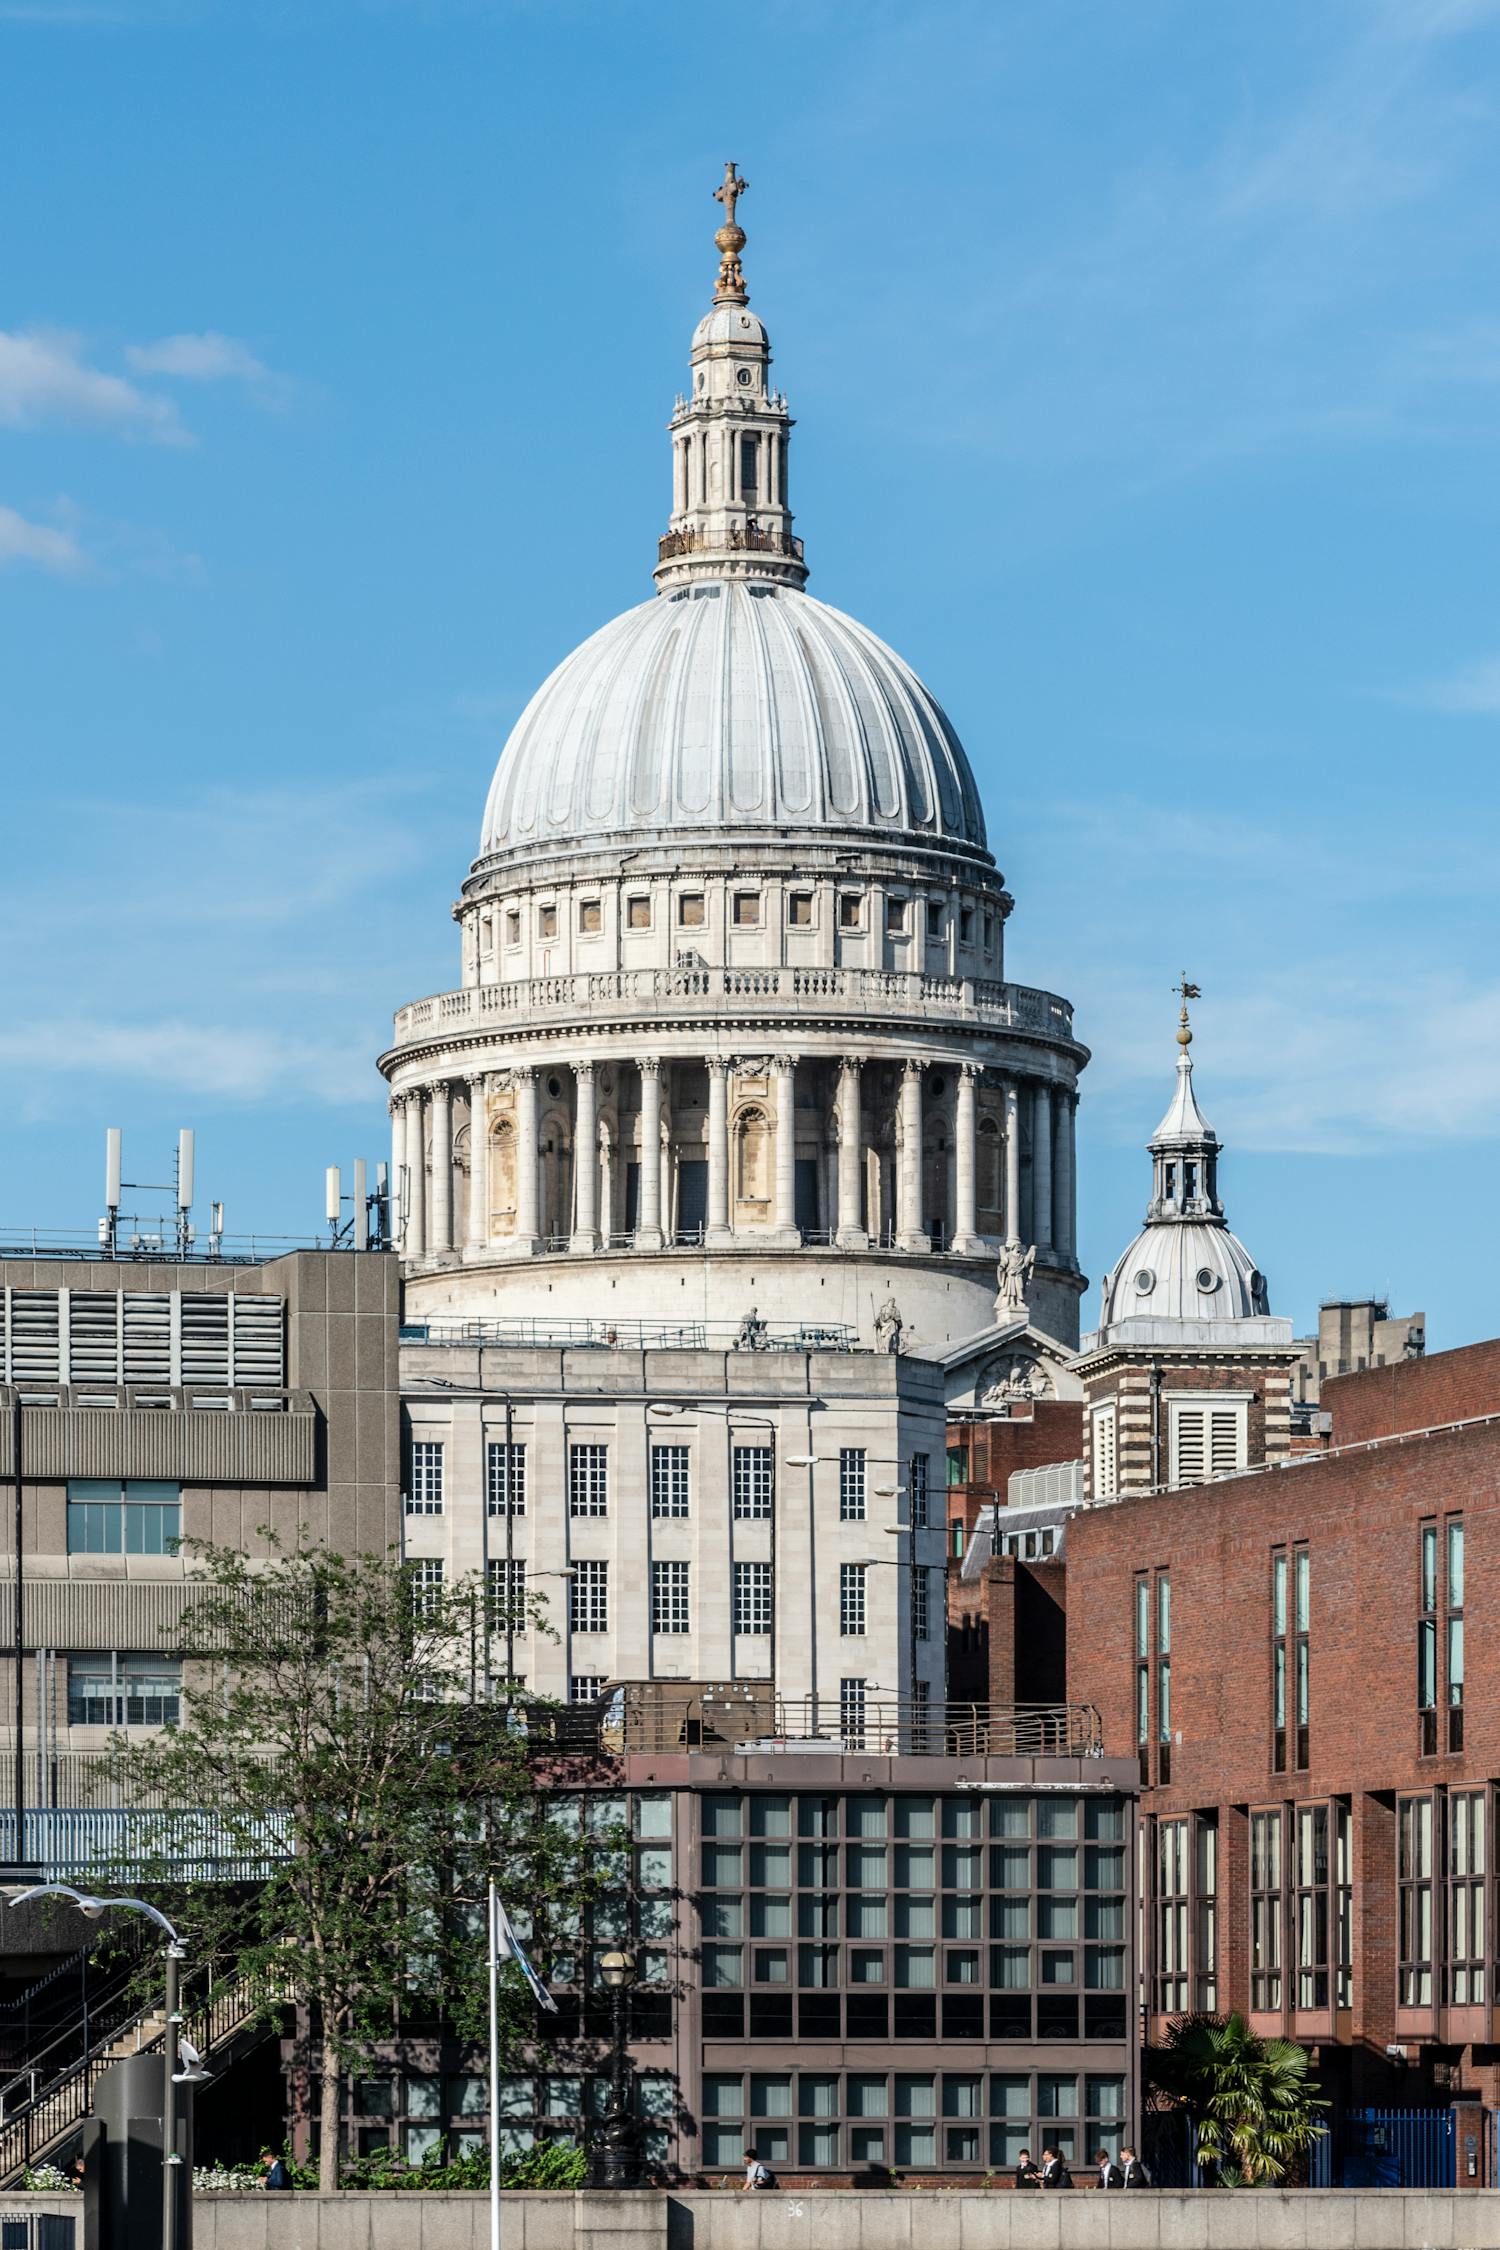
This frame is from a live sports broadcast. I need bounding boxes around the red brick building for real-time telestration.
[1066,1337,1500,2110]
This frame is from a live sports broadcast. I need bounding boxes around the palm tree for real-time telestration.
[1148,2013,1328,2186]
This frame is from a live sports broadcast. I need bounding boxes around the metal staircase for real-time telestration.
[0,1964,274,2185]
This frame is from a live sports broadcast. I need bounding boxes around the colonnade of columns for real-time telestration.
[390,1054,1078,1265]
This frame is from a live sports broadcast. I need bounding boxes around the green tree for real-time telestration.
[1148,2012,1328,2185]
[101,1538,601,2191]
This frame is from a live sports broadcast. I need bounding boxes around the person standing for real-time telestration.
[1040,2144,1073,2188]
[1013,2148,1041,2189]
[1095,2146,1124,2189]
[1120,2145,1154,2188]
[743,2153,774,2190]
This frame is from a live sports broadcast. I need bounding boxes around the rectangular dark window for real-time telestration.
[651,1560,690,1635]
[1334,1800,1353,2009]
[570,1559,609,1635]
[1294,1803,1330,2009]
[650,1445,690,1518]
[1157,1574,1172,1784]
[1447,1789,1485,2003]
[569,1443,609,1517]
[66,1480,180,1556]
[733,1562,773,1637]
[732,1446,773,1520]
[1135,1577,1150,1786]
[913,1568,931,1643]
[1399,1795,1434,2004]
[1194,1814,1219,2012]
[1156,1819,1188,2014]
[839,1449,867,1521]
[1250,1809,1283,2011]
[840,1566,867,1637]
[486,1442,526,1517]
[68,1654,180,1728]
[1272,1546,1310,1772]
[1419,1520,1438,1753]
[406,1441,445,1515]
[909,1454,929,1528]
[1447,1519,1464,1752]
[740,434,759,500]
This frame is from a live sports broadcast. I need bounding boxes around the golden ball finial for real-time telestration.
[1172,973,1200,1049]
[1176,1006,1193,1049]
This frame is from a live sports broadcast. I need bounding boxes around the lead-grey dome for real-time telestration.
[478,579,989,859]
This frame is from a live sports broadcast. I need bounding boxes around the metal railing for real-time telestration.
[602,1686,1102,1760]
[657,526,805,563]
[400,1316,857,1353]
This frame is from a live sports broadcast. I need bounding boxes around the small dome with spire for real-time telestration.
[1097,991,1270,1327]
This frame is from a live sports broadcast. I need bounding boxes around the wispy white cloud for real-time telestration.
[0,502,87,575]
[1405,654,1500,713]
[0,1018,372,1104]
[0,328,187,444]
[125,331,270,386]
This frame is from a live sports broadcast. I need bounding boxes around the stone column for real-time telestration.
[407,1088,427,1257]
[952,1063,982,1254]
[466,1075,489,1253]
[1004,1080,1021,1247]
[514,1067,539,1252]
[1054,1090,1076,1264]
[773,1054,799,1242]
[1033,1083,1054,1256]
[389,1099,407,1250]
[571,1062,598,1251]
[835,1057,866,1248]
[897,1061,928,1252]
[429,1082,453,1254]
[706,1057,731,1243]
[636,1061,663,1247]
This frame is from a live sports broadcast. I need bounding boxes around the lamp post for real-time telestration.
[4,1882,201,2250]
[595,1947,639,2188]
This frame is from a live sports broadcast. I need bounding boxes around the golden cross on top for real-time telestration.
[713,160,748,231]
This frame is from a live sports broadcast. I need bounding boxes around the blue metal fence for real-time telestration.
[1334,2108,1454,2188]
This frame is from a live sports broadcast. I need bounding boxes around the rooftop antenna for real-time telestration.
[325,1166,342,1247]
[175,1129,195,1260]
[99,1125,217,1262]
[101,1129,122,1255]
[324,1159,390,1250]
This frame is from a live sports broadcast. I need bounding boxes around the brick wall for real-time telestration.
[1324,1337,1500,1446]
[947,1402,1082,1532]
[1065,1413,1500,2104]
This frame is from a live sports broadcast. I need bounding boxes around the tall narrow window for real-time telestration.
[1134,1577,1150,1787]
[740,433,759,502]
[1398,1796,1434,2004]
[732,1446,773,1520]
[1294,1803,1329,2009]
[1293,1548,1310,1769]
[1274,1548,1310,1771]
[1157,1574,1172,1786]
[486,1442,526,1517]
[839,1449,867,1521]
[407,1441,445,1515]
[1448,1789,1485,2003]
[1272,1552,1288,1773]
[569,1559,609,1635]
[1419,1522,1439,1755]
[1250,1809,1283,2011]
[569,1443,609,1518]
[1332,1801,1353,2009]
[909,1454,930,1529]
[1156,1821,1189,2014]
[913,1567,931,1643]
[1194,1815,1219,2012]
[840,1678,867,1749]
[1447,1518,1465,1752]
[651,1560,691,1635]
[733,1561,773,1637]
[840,1564,867,1637]
[650,1445,691,1519]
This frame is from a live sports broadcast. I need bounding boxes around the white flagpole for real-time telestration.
[489,1879,502,2250]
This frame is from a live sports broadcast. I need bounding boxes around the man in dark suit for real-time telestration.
[1040,2145,1072,2188]
[1095,2147,1124,2189]
[1013,2149,1041,2189]
[1119,2145,1153,2188]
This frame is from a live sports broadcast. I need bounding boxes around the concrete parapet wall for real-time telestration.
[12,2189,1500,2249]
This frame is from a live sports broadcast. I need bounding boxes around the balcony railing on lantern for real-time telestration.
[399,1315,858,1354]
[588,1682,1103,1761]
[657,525,805,564]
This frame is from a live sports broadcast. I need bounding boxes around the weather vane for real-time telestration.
[1173,972,1201,1047]
[712,160,750,304]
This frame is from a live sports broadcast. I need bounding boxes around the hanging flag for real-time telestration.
[493,1895,559,2013]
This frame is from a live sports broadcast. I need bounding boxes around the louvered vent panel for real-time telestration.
[230,1296,284,1388]
[179,1294,231,1386]
[1209,1410,1242,1478]
[68,1292,122,1385]
[1173,1408,1206,1486]
[122,1293,172,1385]
[8,1292,62,1383]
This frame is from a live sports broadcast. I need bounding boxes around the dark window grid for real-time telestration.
[67,1654,181,1728]
[407,1440,445,1515]
[486,1442,527,1517]
[570,1444,609,1517]
[698,2070,1130,2171]
[651,1560,691,1635]
[1271,1547,1310,1774]
[1155,1819,1189,2015]
[839,1566,867,1637]
[650,1445,691,1519]
[839,1449,867,1522]
[1293,1802,1330,2010]
[1250,1809,1283,2013]
[570,1559,609,1634]
[1398,1794,1435,2005]
[67,1485,181,1556]
[732,1446,774,1520]
[909,1454,930,1529]
[733,1561,773,1636]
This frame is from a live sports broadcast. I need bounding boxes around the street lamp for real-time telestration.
[4,1883,198,2250]
[595,1947,640,2188]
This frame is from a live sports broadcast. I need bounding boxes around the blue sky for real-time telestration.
[1,0,1498,1345]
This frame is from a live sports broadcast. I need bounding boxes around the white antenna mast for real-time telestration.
[101,1128,123,1253]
